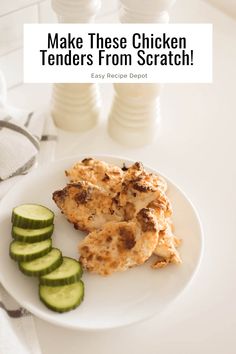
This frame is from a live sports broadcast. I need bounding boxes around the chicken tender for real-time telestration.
[148,191,173,230]
[119,162,163,220]
[52,181,123,233]
[79,208,159,275]
[65,158,124,197]
[152,221,182,269]
[53,158,182,275]
[122,161,168,192]
[148,192,181,268]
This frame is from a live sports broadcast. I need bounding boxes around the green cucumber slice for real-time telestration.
[40,257,83,286]
[12,225,54,243]
[12,204,54,229]
[39,281,84,313]
[19,248,62,276]
[9,239,52,262]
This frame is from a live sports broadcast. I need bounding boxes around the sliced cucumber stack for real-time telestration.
[19,248,62,276]
[9,239,52,262]
[12,225,54,243]
[40,257,83,286]
[12,204,54,229]
[39,281,84,313]
[39,258,84,312]
[9,203,85,313]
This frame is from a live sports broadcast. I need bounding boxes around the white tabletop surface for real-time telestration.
[7,0,236,353]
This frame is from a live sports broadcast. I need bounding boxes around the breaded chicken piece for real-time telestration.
[148,192,181,268]
[149,191,172,218]
[152,221,182,269]
[65,159,166,221]
[79,208,159,275]
[119,162,163,220]
[65,158,124,197]
[148,191,173,230]
[53,158,182,273]
[52,181,123,233]
[122,161,168,192]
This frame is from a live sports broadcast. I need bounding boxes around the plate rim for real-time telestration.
[0,154,204,330]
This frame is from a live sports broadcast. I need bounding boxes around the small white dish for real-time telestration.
[0,155,203,330]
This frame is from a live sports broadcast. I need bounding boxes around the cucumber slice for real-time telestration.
[12,225,54,243]
[19,248,62,276]
[39,281,84,313]
[12,204,54,229]
[9,239,52,262]
[40,257,83,286]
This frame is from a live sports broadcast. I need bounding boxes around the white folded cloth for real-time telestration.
[0,111,57,198]
[0,74,57,354]
[0,284,42,354]
[0,114,40,181]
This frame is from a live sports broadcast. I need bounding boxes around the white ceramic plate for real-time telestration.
[0,155,203,330]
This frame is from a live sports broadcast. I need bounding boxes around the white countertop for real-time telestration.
[7,0,236,353]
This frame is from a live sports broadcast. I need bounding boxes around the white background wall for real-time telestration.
[0,0,56,88]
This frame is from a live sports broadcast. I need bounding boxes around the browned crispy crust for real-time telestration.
[53,158,182,274]
[53,181,124,232]
[65,158,124,197]
[79,208,159,275]
[152,222,182,269]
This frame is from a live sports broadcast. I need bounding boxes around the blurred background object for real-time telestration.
[108,83,161,147]
[204,0,236,19]
[51,83,101,132]
[119,0,176,23]
[51,0,101,23]
[108,0,176,147]
[50,0,101,132]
